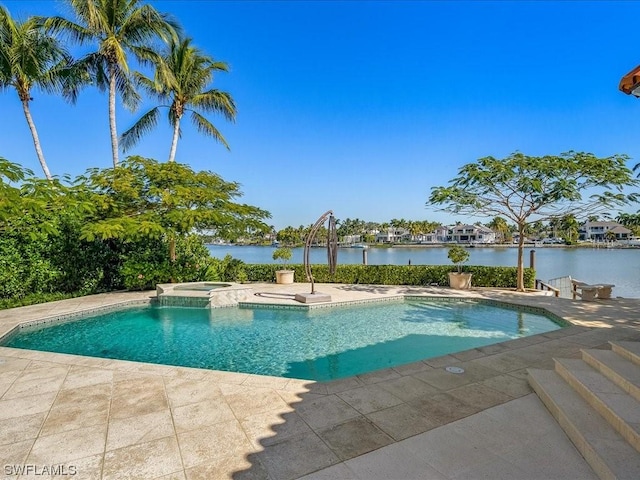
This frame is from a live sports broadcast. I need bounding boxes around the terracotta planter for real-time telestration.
[448,272,472,290]
[275,270,294,284]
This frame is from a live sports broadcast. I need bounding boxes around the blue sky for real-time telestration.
[2,0,640,229]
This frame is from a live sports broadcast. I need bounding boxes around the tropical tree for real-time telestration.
[276,226,302,246]
[121,37,236,162]
[429,152,638,291]
[559,213,580,244]
[529,220,545,240]
[487,216,510,243]
[43,0,179,168]
[0,6,77,179]
[79,156,270,264]
[616,212,640,236]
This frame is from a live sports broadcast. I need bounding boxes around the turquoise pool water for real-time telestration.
[2,300,563,381]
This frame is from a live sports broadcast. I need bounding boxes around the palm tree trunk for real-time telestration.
[168,116,181,162]
[108,68,119,168]
[21,98,52,180]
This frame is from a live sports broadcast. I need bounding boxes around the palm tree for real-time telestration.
[0,6,76,180]
[487,216,509,243]
[44,0,179,168]
[560,214,580,244]
[121,37,236,162]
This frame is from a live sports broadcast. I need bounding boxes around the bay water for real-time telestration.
[207,245,640,298]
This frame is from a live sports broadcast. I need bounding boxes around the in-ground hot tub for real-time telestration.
[156,282,252,307]
[173,282,233,292]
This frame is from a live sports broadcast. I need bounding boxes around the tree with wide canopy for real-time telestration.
[429,151,638,291]
[79,156,270,264]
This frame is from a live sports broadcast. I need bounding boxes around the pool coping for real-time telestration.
[1,284,640,479]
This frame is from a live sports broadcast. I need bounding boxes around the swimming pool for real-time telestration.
[1,299,563,381]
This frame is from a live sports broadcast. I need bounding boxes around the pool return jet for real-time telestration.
[295,210,338,303]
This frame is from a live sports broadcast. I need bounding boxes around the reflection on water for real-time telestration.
[207,245,640,298]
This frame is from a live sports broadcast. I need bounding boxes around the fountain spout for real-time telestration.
[295,210,338,303]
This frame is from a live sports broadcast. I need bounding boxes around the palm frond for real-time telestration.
[190,111,230,150]
[39,16,93,45]
[120,107,160,152]
[191,90,236,121]
[115,69,141,111]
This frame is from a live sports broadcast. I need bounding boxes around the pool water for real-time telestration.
[2,300,563,381]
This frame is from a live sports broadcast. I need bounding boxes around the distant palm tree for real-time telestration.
[0,6,76,180]
[121,37,236,162]
[487,216,509,243]
[43,0,179,168]
[560,214,580,243]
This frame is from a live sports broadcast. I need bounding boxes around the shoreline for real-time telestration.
[208,243,640,250]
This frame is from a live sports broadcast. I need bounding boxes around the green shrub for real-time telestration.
[206,255,248,283]
[243,264,534,289]
[447,245,470,273]
[272,247,292,267]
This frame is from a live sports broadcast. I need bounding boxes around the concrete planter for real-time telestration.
[448,272,472,290]
[275,270,295,284]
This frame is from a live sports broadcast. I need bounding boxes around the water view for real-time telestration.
[208,245,640,298]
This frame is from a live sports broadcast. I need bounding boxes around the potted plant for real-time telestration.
[273,247,294,284]
[447,245,472,289]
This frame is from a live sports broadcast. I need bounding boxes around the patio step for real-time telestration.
[554,357,640,453]
[582,348,640,402]
[529,342,640,479]
[528,368,640,480]
[611,341,640,366]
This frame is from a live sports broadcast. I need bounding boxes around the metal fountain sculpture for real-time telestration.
[294,210,338,303]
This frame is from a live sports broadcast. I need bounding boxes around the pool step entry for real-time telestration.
[528,341,640,480]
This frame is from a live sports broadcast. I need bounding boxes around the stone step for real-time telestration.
[582,349,640,403]
[528,368,640,480]
[611,341,640,366]
[555,358,640,453]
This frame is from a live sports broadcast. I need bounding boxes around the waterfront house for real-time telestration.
[579,221,632,241]
[446,224,496,244]
[375,228,411,243]
[419,226,450,243]
[341,234,363,245]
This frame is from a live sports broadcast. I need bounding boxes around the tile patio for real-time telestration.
[0,284,639,479]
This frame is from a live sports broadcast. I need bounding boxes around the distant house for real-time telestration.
[375,228,411,243]
[341,234,362,245]
[420,226,449,243]
[579,221,631,241]
[446,224,496,244]
[375,224,497,244]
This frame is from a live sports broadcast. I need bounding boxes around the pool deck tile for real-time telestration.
[336,384,404,414]
[316,416,394,461]
[0,284,639,478]
[375,374,440,402]
[365,402,440,441]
